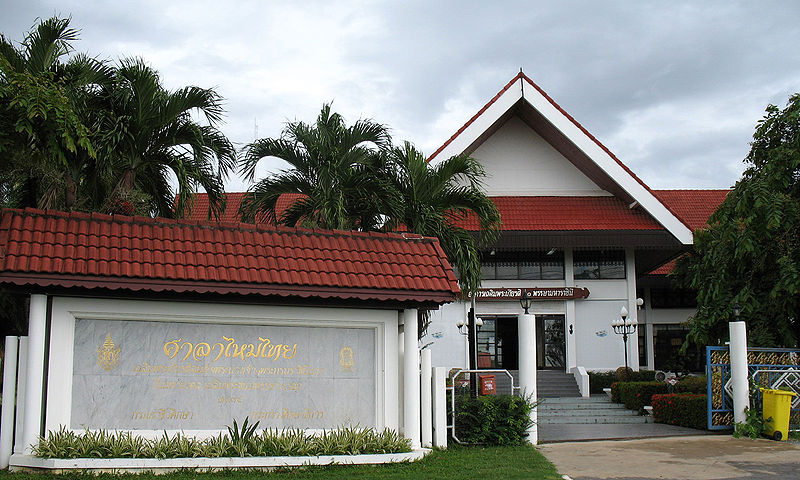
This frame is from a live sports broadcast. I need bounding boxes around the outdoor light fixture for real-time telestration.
[733,301,741,321]
[457,316,482,336]
[636,297,644,309]
[520,290,532,314]
[612,304,637,372]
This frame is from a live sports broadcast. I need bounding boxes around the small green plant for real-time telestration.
[733,406,770,439]
[34,424,411,459]
[453,393,536,445]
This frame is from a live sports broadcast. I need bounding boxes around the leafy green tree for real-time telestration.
[384,142,500,296]
[238,104,393,229]
[0,17,109,210]
[99,58,236,218]
[674,95,800,347]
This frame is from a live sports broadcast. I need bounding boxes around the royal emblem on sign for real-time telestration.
[97,333,121,371]
[339,346,354,372]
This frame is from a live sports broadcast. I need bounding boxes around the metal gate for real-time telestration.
[706,346,800,430]
[447,369,518,444]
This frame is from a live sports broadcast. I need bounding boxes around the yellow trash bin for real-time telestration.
[760,388,798,441]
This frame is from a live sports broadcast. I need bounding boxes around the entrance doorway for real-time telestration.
[475,314,566,370]
[537,314,566,369]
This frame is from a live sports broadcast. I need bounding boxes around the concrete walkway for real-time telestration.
[539,422,711,443]
[539,435,800,480]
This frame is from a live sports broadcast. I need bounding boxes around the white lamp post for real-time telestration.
[611,305,637,372]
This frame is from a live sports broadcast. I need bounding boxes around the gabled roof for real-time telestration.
[428,72,695,245]
[0,208,460,304]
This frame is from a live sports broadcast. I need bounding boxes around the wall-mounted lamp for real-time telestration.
[520,290,532,315]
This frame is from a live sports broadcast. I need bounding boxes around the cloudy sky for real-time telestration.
[2,1,799,192]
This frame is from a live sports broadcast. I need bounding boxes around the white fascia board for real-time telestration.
[430,81,523,166]
[521,89,694,245]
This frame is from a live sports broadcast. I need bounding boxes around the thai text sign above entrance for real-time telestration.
[71,319,376,430]
[476,287,590,301]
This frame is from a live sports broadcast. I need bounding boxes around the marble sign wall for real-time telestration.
[71,319,376,430]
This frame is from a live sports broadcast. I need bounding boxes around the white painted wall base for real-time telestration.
[8,450,430,473]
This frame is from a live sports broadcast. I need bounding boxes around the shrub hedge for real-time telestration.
[589,370,655,394]
[651,393,707,430]
[453,394,535,445]
[611,376,706,411]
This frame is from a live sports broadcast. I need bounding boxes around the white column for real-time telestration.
[13,337,28,455]
[625,248,640,370]
[730,321,750,424]
[431,367,447,448]
[564,248,577,371]
[384,317,399,432]
[397,323,404,435]
[0,336,19,468]
[420,348,432,448]
[518,313,538,445]
[402,308,420,449]
[22,294,47,455]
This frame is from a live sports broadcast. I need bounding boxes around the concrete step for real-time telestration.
[539,408,640,417]
[540,396,612,403]
[539,415,652,425]
[539,404,631,413]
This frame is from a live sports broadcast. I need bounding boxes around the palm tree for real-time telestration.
[99,58,236,218]
[0,16,112,210]
[238,104,393,230]
[384,142,501,296]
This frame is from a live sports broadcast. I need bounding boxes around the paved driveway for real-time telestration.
[539,435,800,480]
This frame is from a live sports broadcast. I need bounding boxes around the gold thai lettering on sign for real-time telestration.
[163,336,298,362]
[130,408,194,420]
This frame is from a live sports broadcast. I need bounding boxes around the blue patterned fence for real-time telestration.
[706,346,800,430]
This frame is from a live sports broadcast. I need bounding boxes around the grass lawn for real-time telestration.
[0,445,561,479]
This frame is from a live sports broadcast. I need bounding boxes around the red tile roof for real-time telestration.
[647,190,729,275]
[0,208,460,304]
[185,192,304,223]
[651,189,730,231]
[453,196,664,231]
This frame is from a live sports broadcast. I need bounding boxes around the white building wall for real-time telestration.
[427,254,640,372]
[470,116,609,196]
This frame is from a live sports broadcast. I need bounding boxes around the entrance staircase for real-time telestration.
[535,370,650,425]
[536,370,580,398]
[537,396,651,425]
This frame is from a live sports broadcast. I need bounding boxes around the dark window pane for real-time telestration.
[541,262,564,280]
[573,263,599,279]
[481,263,496,280]
[496,262,518,279]
[598,261,625,279]
[519,262,540,280]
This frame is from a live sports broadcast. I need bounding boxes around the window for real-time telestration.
[480,251,565,280]
[573,250,626,279]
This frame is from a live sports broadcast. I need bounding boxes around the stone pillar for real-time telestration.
[730,321,750,424]
[420,348,432,448]
[22,294,47,455]
[403,309,420,449]
[431,367,447,448]
[13,337,28,455]
[1,336,19,467]
[518,313,538,445]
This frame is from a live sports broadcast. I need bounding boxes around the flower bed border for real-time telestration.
[9,450,429,474]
